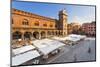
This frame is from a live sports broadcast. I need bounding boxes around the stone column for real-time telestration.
[45,31,47,38]
[30,32,33,40]
[39,32,41,39]
[21,33,24,41]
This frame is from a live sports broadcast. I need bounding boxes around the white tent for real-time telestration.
[52,36,65,41]
[65,36,80,42]
[32,39,65,55]
[68,34,86,39]
[12,45,36,56]
[12,50,40,66]
[39,40,65,55]
[52,36,80,42]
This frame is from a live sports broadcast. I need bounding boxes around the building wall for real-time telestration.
[67,22,81,34]
[67,24,73,34]
[12,9,68,40]
[82,22,96,36]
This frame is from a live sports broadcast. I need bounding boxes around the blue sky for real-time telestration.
[12,1,95,24]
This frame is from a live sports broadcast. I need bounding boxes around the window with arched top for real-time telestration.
[22,19,29,25]
[34,23,39,26]
[12,19,14,24]
[55,25,57,27]
[50,24,53,27]
[43,24,47,27]
[34,21,39,26]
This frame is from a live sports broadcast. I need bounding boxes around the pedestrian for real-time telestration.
[88,47,91,53]
[73,54,77,62]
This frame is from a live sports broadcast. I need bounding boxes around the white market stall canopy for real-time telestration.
[52,34,86,42]
[65,36,80,42]
[52,36,67,41]
[32,39,65,55]
[12,50,40,66]
[68,34,86,39]
[12,45,36,55]
[52,36,80,42]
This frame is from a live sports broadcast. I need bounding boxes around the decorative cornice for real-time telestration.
[12,8,57,22]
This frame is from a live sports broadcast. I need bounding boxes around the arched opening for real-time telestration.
[52,31,54,35]
[22,19,29,25]
[24,32,32,40]
[12,18,14,24]
[33,31,39,39]
[58,31,60,35]
[12,31,22,40]
[55,31,58,35]
[41,31,46,39]
[47,31,51,35]
[64,32,66,35]
[60,32,63,35]
[57,31,59,36]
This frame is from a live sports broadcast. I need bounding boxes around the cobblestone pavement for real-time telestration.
[45,38,96,64]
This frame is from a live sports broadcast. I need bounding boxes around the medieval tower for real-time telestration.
[59,9,68,36]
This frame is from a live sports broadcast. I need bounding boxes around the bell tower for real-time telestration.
[59,9,68,36]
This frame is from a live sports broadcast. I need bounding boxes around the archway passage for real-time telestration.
[61,32,63,35]
[41,31,46,39]
[64,32,66,35]
[33,31,39,39]
[58,31,60,35]
[52,31,54,35]
[47,31,51,35]
[24,32,32,40]
[55,31,58,35]
[12,31,22,39]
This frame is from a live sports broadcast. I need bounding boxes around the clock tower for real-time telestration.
[59,9,68,36]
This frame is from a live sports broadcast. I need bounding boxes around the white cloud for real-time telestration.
[69,15,95,24]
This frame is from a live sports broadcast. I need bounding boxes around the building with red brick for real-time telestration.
[82,21,96,36]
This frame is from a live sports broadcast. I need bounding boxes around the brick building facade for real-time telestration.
[12,8,68,40]
[82,21,96,36]
[67,22,81,34]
